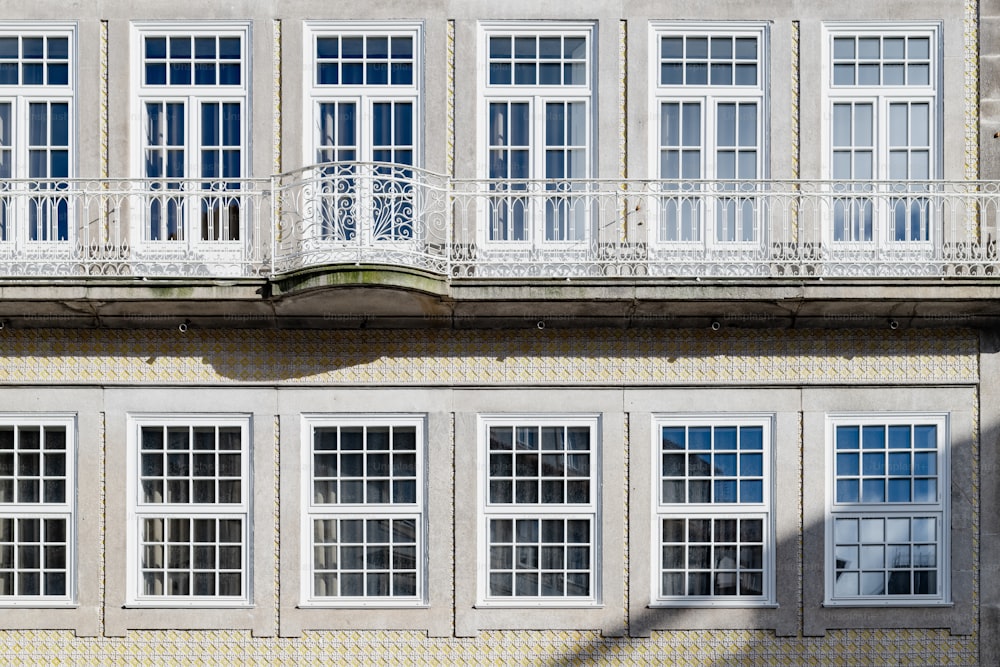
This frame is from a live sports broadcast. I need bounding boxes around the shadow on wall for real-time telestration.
[529,427,977,666]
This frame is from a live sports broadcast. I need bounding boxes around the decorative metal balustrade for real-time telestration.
[0,178,270,277]
[0,170,998,279]
[271,163,451,276]
[447,179,1000,278]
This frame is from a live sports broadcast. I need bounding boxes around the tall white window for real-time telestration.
[127,416,251,605]
[480,23,594,243]
[132,23,249,244]
[304,22,421,243]
[824,24,940,245]
[650,23,767,247]
[479,416,599,604]
[0,24,75,243]
[0,416,75,604]
[302,416,425,605]
[826,414,949,605]
[653,416,773,605]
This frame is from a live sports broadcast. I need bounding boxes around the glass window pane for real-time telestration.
[889,104,908,147]
[832,105,852,147]
[716,105,737,149]
[854,105,873,146]
[681,103,701,147]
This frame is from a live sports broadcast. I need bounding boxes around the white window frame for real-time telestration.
[477,414,601,607]
[651,414,775,607]
[301,21,423,248]
[477,22,595,247]
[0,22,77,247]
[303,21,422,167]
[648,21,768,251]
[125,414,252,608]
[824,413,950,606]
[299,414,426,608]
[129,21,251,250]
[821,22,941,249]
[0,414,76,607]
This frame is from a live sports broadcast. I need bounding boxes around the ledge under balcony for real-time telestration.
[1,169,1000,328]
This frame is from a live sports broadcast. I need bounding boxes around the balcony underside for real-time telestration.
[0,274,997,330]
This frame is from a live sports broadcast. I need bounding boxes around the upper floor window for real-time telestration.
[0,23,76,243]
[826,414,949,605]
[654,415,773,605]
[479,416,599,605]
[304,22,421,243]
[823,23,940,245]
[480,23,594,243]
[127,415,251,606]
[301,415,425,606]
[650,22,767,247]
[0,416,75,605]
[132,22,249,244]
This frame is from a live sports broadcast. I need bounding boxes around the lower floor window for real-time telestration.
[128,415,250,606]
[826,414,948,604]
[480,415,600,605]
[303,415,426,605]
[0,417,74,604]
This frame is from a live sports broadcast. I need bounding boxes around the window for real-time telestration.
[132,23,249,243]
[302,415,424,605]
[480,416,599,604]
[653,416,772,605]
[127,416,250,605]
[824,24,939,245]
[650,23,767,246]
[0,24,75,243]
[305,22,421,243]
[480,23,594,243]
[0,416,75,605]
[826,414,949,605]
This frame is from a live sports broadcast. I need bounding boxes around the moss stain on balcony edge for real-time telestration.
[269,264,450,299]
[147,285,197,298]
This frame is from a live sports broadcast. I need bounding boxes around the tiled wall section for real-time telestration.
[0,628,977,665]
[0,328,977,386]
[0,328,980,664]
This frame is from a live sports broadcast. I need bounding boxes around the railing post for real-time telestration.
[446,174,452,278]
[270,174,277,276]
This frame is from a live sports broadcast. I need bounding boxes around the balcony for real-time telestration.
[0,178,271,277]
[0,168,997,281]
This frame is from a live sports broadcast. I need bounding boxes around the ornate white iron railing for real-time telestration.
[0,170,997,279]
[0,178,270,277]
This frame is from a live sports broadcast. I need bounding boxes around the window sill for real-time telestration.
[822,599,952,608]
[297,602,430,609]
[474,601,603,609]
[649,601,778,609]
[123,602,255,609]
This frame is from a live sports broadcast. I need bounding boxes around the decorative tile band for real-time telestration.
[0,329,976,386]
[620,19,627,181]
[273,19,282,175]
[447,19,456,177]
[965,0,979,179]
[0,628,976,664]
[100,20,109,181]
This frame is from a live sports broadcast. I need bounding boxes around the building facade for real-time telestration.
[0,0,995,663]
